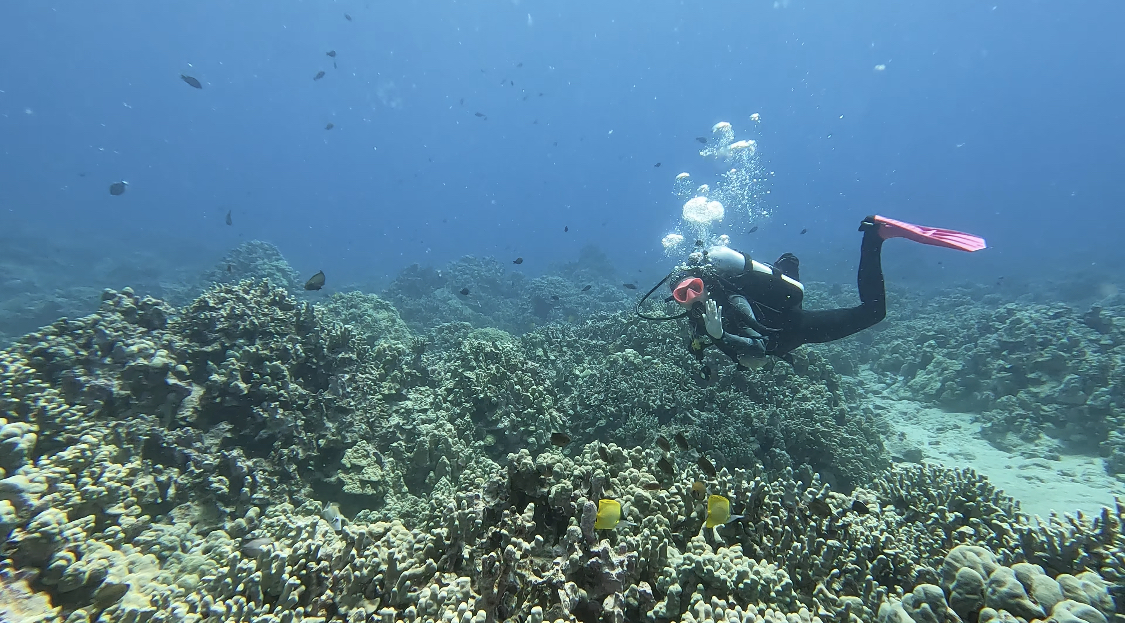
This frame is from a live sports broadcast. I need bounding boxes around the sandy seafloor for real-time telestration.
[862,373,1124,518]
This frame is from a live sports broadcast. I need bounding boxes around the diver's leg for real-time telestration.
[787,222,886,346]
[859,215,886,312]
[856,218,887,317]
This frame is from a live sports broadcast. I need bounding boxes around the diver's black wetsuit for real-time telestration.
[690,221,887,363]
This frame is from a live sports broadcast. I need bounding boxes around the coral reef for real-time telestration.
[0,231,178,347]
[317,291,415,349]
[0,239,306,348]
[422,307,883,491]
[876,542,1117,623]
[381,248,633,336]
[160,240,305,306]
[0,260,1122,622]
[0,280,489,620]
[582,315,868,476]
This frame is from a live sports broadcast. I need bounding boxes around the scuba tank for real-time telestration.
[636,247,804,321]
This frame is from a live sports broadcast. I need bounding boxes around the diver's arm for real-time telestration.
[716,331,767,366]
[712,295,768,366]
[726,295,781,336]
[725,295,757,325]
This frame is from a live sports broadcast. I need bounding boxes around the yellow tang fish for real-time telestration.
[594,499,634,529]
[705,494,743,528]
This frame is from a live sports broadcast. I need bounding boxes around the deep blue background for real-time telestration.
[2,0,1122,290]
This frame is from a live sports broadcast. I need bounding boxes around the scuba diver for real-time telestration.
[639,215,986,373]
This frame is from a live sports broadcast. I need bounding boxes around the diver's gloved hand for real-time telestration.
[704,299,724,339]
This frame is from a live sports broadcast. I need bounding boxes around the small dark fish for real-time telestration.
[748,226,758,234]
[597,444,610,463]
[691,480,708,500]
[700,365,712,381]
[333,61,337,69]
[538,92,544,96]
[550,295,559,301]
[459,287,470,296]
[509,80,513,86]
[553,141,558,147]
[326,50,337,57]
[809,498,832,518]
[695,137,707,144]
[344,13,352,20]
[226,264,233,273]
[564,225,569,232]
[674,432,690,450]
[656,435,671,453]
[512,257,524,264]
[314,71,326,81]
[697,456,717,478]
[325,123,334,130]
[516,62,523,68]
[695,239,704,247]
[622,283,637,290]
[459,98,464,106]
[181,74,203,89]
[657,456,675,474]
[78,172,86,177]
[643,482,663,491]
[108,181,127,195]
[852,499,870,515]
[225,210,232,226]
[550,432,570,447]
[800,228,808,235]
[653,162,662,168]
[581,285,592,292]
[304,271,326,291]
[475,112,485,117]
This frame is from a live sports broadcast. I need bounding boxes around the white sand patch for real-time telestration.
[867,394,1123,518]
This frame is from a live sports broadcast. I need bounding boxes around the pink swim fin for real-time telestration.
[873,215,986,252]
